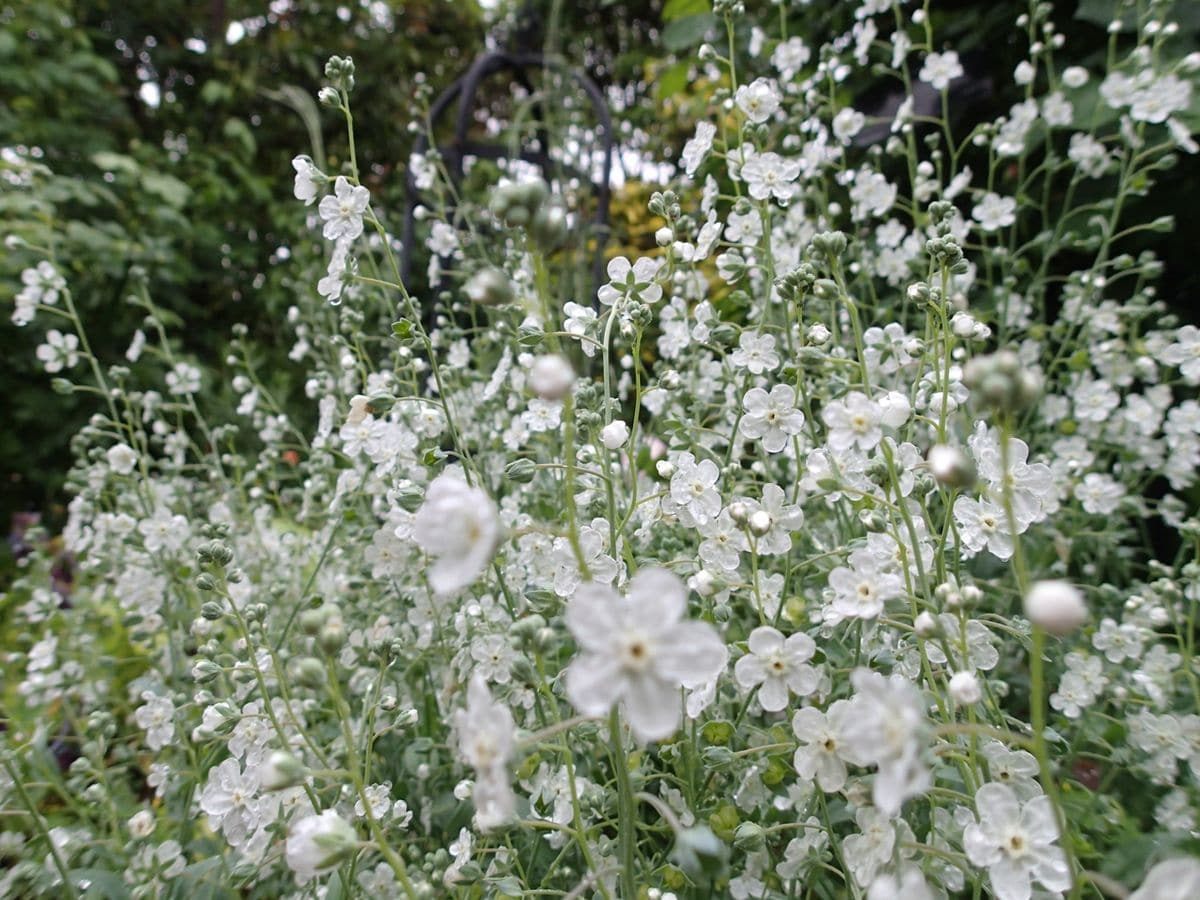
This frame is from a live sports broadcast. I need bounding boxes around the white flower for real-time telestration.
[106,443,138,475]
[832,107,866,144]
[1023,580,1087,635]
[285,811,357,881]
[318,175,370,243]
[729,332,780,374]
[822,391,883,452]
[597,255,662,307]
[1061,66,1089,88]
[828,548,903,620]
[529,354,575,400]
[454,676,516,829]
[840,668,930,815]
[135,696,176,748]
[600,420,630,449]
[792,701,856,792]
[772,36,811,77]
[291,155,322,205]
[919,51,963,90]
[1161,325,1200,383]
[681,121,717,176]
[35,329,79,373]
[734,626,817,712]
[972,192,1017,232]
[563,301,599,356]
[564,567,728,742]
[963,783,1070,900]
[669,452,723,527]
[739,385,805,453]
[742,151,801,202]
[954,496,1014,560]
[165,361,201,396]
[411,470,499,596]
[735,78,780,123]
[1130,858,1200,900]
[1074,472,1125,515]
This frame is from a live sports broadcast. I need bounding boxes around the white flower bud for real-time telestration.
[655,226,674,246]
[656,460,675,478]
[878,391,911,428]
[914,611,938,637]
[748,510,772,536]
[285,811,357,879]
[106,443,138,475]
[127,809,155,838]
[600,420,630,449]
[1023,580,1088,635]
[728,501,750,525]
[262,750,307,792]
[529,354,575,400]
[949,670,982,705]
[346,394,371,425]
[807,323,831,344]
[927,444,976,489]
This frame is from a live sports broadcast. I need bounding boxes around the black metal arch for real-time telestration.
[400,50,614,299]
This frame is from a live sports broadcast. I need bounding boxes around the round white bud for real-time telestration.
[949,670,982,705]
[748,510,772,536]
[1023,580,1088,635]
[529,354,575,400]
[600,420,630,449]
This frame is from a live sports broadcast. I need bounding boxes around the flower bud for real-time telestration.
[926,444,976,489]
[748,510,772,537]
[600,420,630,449]
[948,670,982,705]
[728,502,749,525]
[464,267,514,307]
[262,750,307,791]
[285,811,357,878]
[529,354,575,400]
[914,611,939,637]
[1023,580,1088,635]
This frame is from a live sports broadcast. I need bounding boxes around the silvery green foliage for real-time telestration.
[3,1,1200,898]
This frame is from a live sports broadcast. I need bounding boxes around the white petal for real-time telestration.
[565,583,622,652]
[747,626,784,656]
[623,674,681,742]
[757,676,789,712]
[656,621,728,687]
[565,653,627,717]
[627,567,686,633]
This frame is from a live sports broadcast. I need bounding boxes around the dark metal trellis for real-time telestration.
[400,49,615,300]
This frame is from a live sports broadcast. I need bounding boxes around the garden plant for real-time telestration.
[3,0,1200,898]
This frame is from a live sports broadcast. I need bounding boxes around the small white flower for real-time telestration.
[739,385,805,453]
[681,121,717,176]
[963,782,1070,900]
[735,78,781,123]
[291,155,322,205]
[972,192,1017,232]
[318,175,370,243]
[597,255,662,307]
[106,443,138,475]
[411,470,500,596]
[454,676,516,830]
[528,354,575,400]
[564,567,728,742]
[734,626,818,712]
[919,51,963,91]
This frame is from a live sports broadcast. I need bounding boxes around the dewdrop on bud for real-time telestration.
[1024,580,1088,635]
[927,444,976,489]
[949,671,982,705]
[262,750,307,791]
[600,420,630,449]
[529,354,575,400]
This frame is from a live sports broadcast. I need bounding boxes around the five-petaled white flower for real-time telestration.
[734,626,818,712]
[319,175,371,243]
[739,384,805,453]
[564,567,727,743]
[597,255,662,308]
[963,782,1070,900]
[454,675,517,830]
[411,470,500,596]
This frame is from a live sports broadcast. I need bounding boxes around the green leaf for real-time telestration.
[656,60,691,101]
[91,151,139,175]
[662,13,715,52]
[70,869,133,900]
[663,0,710,21]
[142,172,191,208]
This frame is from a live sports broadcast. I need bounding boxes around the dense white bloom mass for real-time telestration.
[411,470,500,596]
[564,567,727,742]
